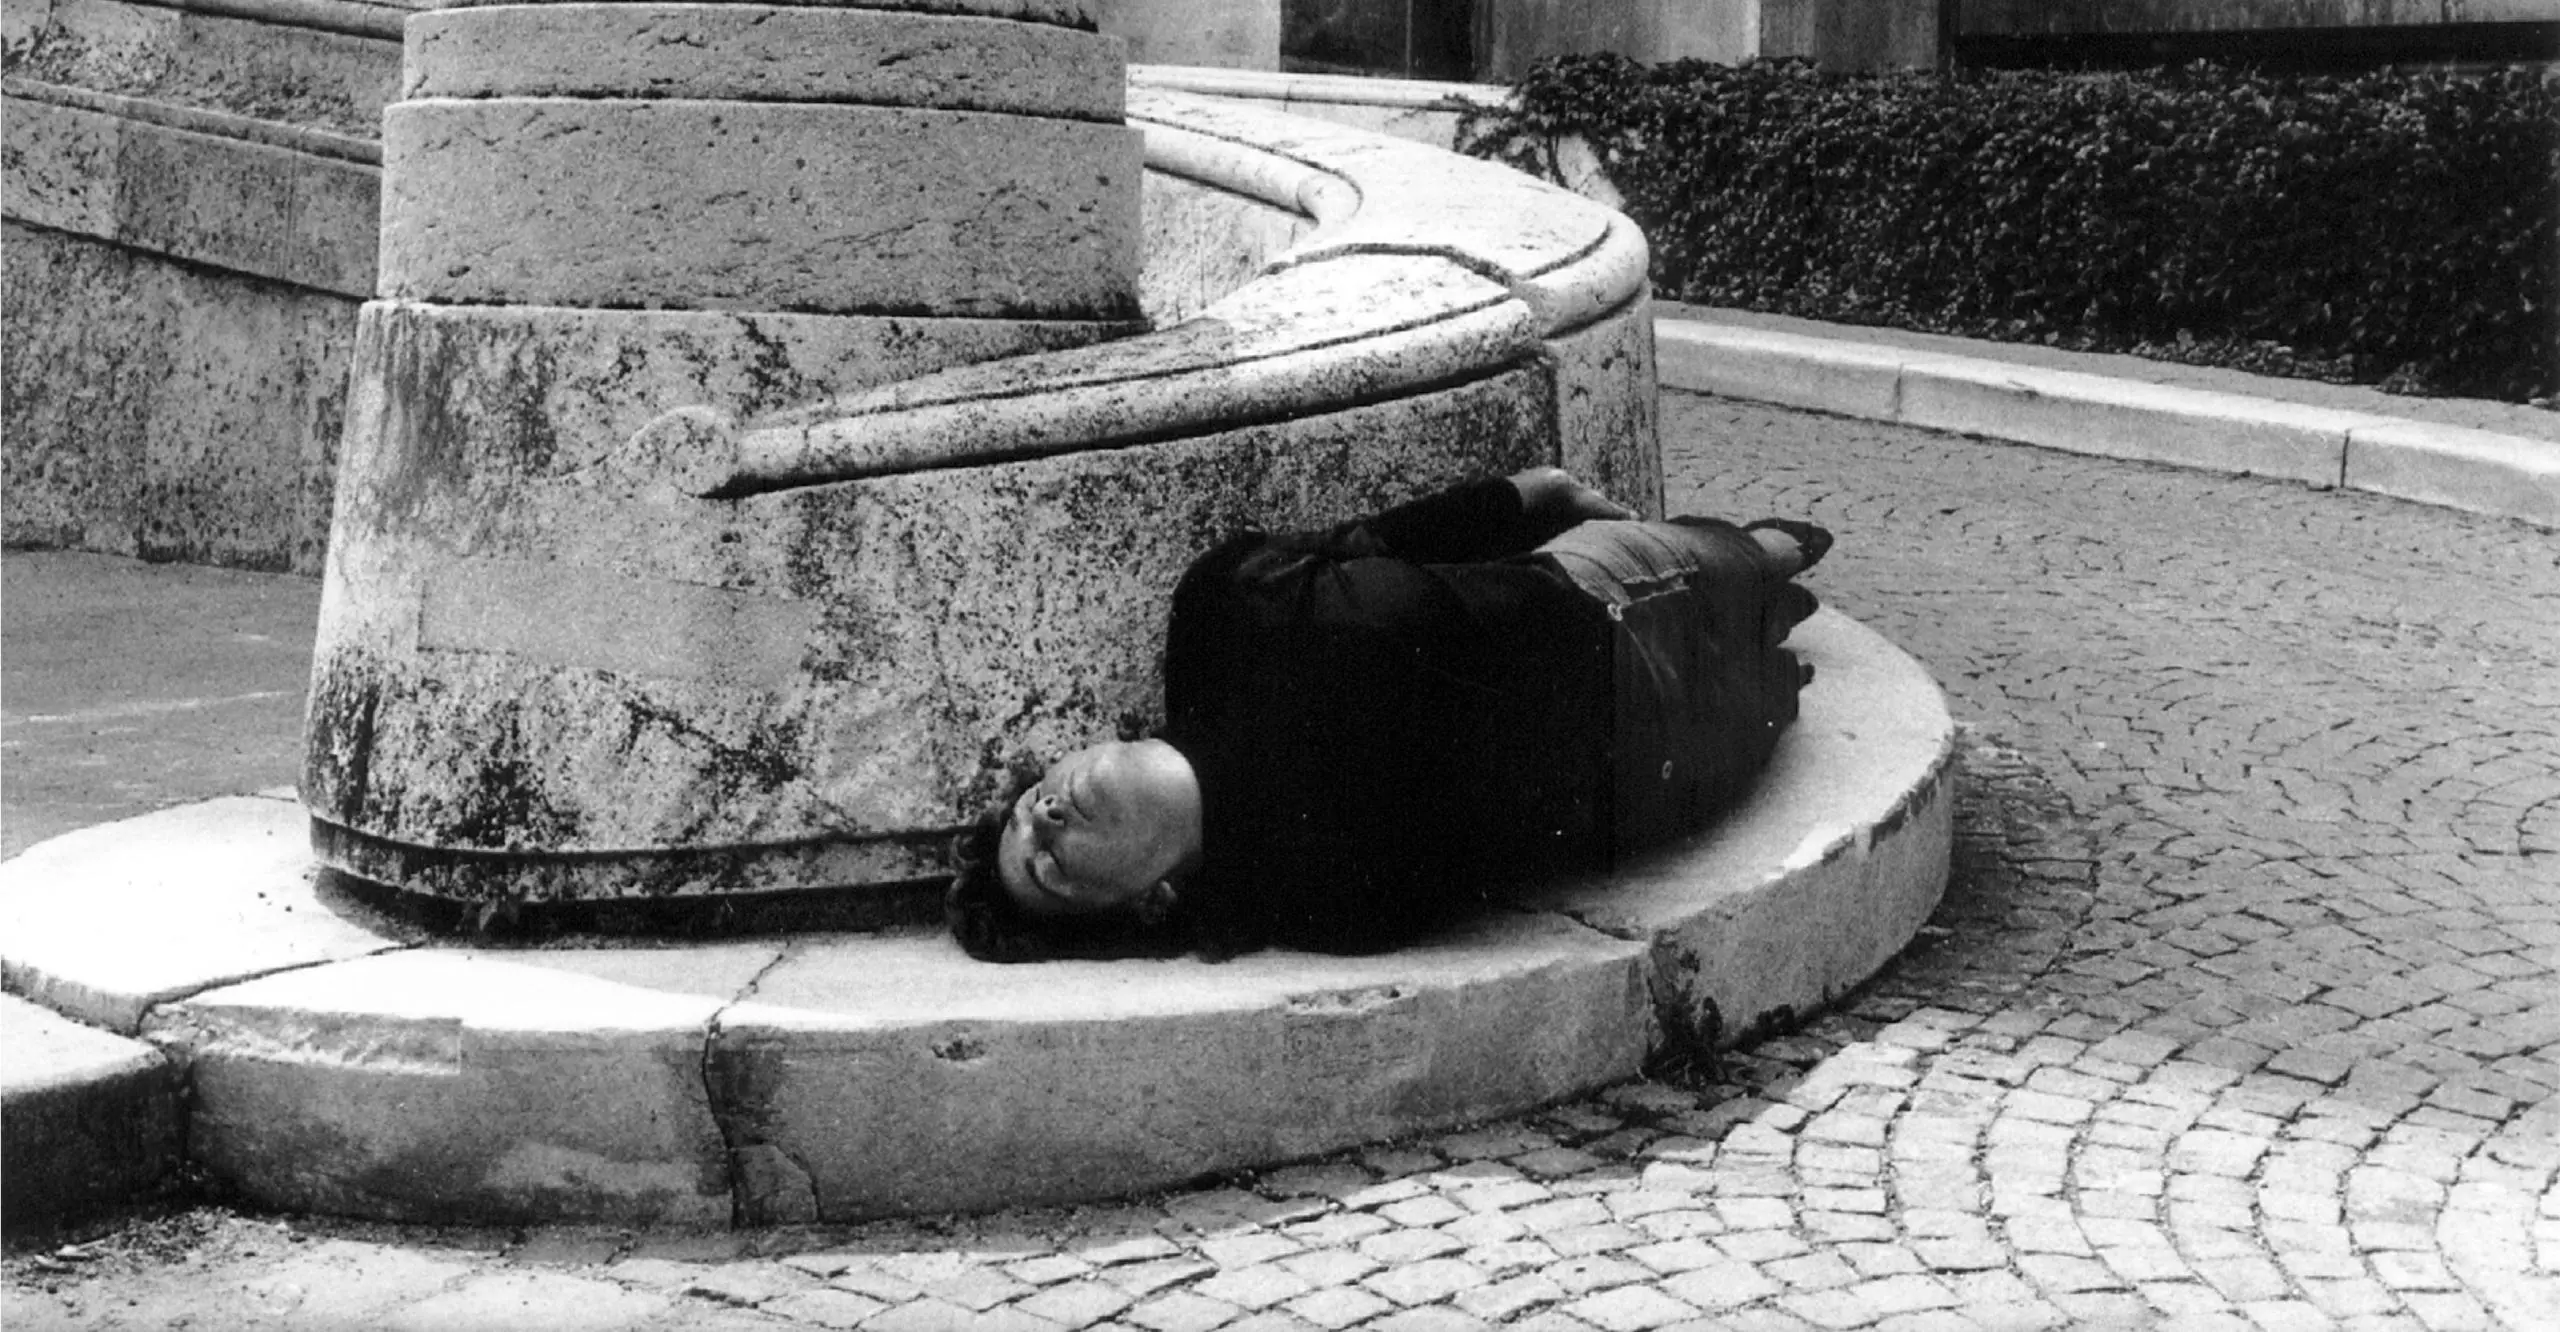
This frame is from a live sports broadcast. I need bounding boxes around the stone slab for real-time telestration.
[700,254,1534,492]
[711,919,1654,1221]
[1546,289,1664,520]
[1529,611,1956,1049]
[1655,322,1907,422]
[1137,168,1310,327]
[9,0,400,139]
[405,5,1123,119]
[1128,87,1616,292]
[427,0,1104,24]
[379,99,1142,317]
[1657,316,2559,530]
[2343,418,2560,530]
[0,600,1951,1226]
[3,93,380,297]
[0,795,402,1033]
[0,994,181,1238]
[0,221,357,573]
[1897,356,2357,487]
[147,950,735,1225]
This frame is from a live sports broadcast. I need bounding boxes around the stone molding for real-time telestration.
[377,98,1145,314]
[2,76,378,163]
[2,79,379,296]
[1132,61,1500,114]
[402,4,1126,115]
[641,86,1655,497]
[61,0,424,43]
[57,0,1114,40]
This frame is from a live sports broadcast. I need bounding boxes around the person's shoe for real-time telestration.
[1744,519,1833,574]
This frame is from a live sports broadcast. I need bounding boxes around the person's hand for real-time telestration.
[1508,466,1636,525]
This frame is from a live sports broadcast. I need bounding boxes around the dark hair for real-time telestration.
[944,770,1206,963]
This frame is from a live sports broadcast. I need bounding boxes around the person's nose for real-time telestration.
[1032,793,1067,827]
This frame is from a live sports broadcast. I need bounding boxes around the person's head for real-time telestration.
[946,740,1205,961]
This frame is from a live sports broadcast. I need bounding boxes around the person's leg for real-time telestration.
[1526,517,1826,859]
[1533,518,1772,608]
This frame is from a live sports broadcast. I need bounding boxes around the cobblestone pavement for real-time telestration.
[9,395,2556,1330]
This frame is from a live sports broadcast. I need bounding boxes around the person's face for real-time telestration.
[997,740,1200,919]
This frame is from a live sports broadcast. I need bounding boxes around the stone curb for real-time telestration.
[0,608,1951,1229]
[1656,320,2560,530]
[0,995,183,1240]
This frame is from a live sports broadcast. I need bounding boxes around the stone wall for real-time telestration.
[2,222,351,571]
[3,0,392,573]
[1099,0,1279,68]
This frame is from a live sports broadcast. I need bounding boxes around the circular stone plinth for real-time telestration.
[0,609,1952,1227]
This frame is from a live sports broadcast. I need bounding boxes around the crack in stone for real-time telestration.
[700,942,811,1226]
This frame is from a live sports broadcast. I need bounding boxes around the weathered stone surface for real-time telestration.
[4,92,379,296]
[1127,88,1616,289]
[148,950,733,1225]
[405,5,1123,118]
[0,994,180,1238]
[1103,0,1280,68]
[1547,288,1664,520]
[428,0,1104,23]
[711,917,1654,1221]
[0,795,397,1033]
[1525,611,1957,1051]
[6,0,400,138]
[690,255,1535,493]
[1898,357,2359,489]
[1,221,354,572]
[309,356,1555,898]
[2342,418,2560,531]
[1655,321,1908,422]
[320,300,1129,502]
[378,99,1143,317]
[1138,169,1310,327]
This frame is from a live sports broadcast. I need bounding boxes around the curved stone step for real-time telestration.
[0,608,1952,1226]
[0,995,183,1239]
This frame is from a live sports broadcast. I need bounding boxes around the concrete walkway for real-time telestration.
[7,320,2557,1328]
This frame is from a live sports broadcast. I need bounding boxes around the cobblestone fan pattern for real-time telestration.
[9,395,2556,1330]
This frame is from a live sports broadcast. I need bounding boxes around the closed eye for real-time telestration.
[1027,849,1075,902]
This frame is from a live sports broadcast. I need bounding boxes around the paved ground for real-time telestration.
[0,553,315,860]
[7,393,2556,1330]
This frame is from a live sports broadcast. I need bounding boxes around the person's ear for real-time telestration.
[1133,879,1179,927]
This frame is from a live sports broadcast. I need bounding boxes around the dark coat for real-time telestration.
[1160,478,1626,953]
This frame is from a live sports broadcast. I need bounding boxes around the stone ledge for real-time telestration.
[2343,418,2560,532]
[0,607,1952,1225]
[658,87,1653,498]
[0,995,183,1239]
[403,5,1126,118]
[1,88,380,297]
[1657,321,2560,530]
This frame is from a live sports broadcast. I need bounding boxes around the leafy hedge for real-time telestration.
[1457,55,2560,402]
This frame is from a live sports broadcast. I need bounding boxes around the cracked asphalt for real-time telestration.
[9,392,2556,1331]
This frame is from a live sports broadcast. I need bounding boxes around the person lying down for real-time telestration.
[949,466,1830,962]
